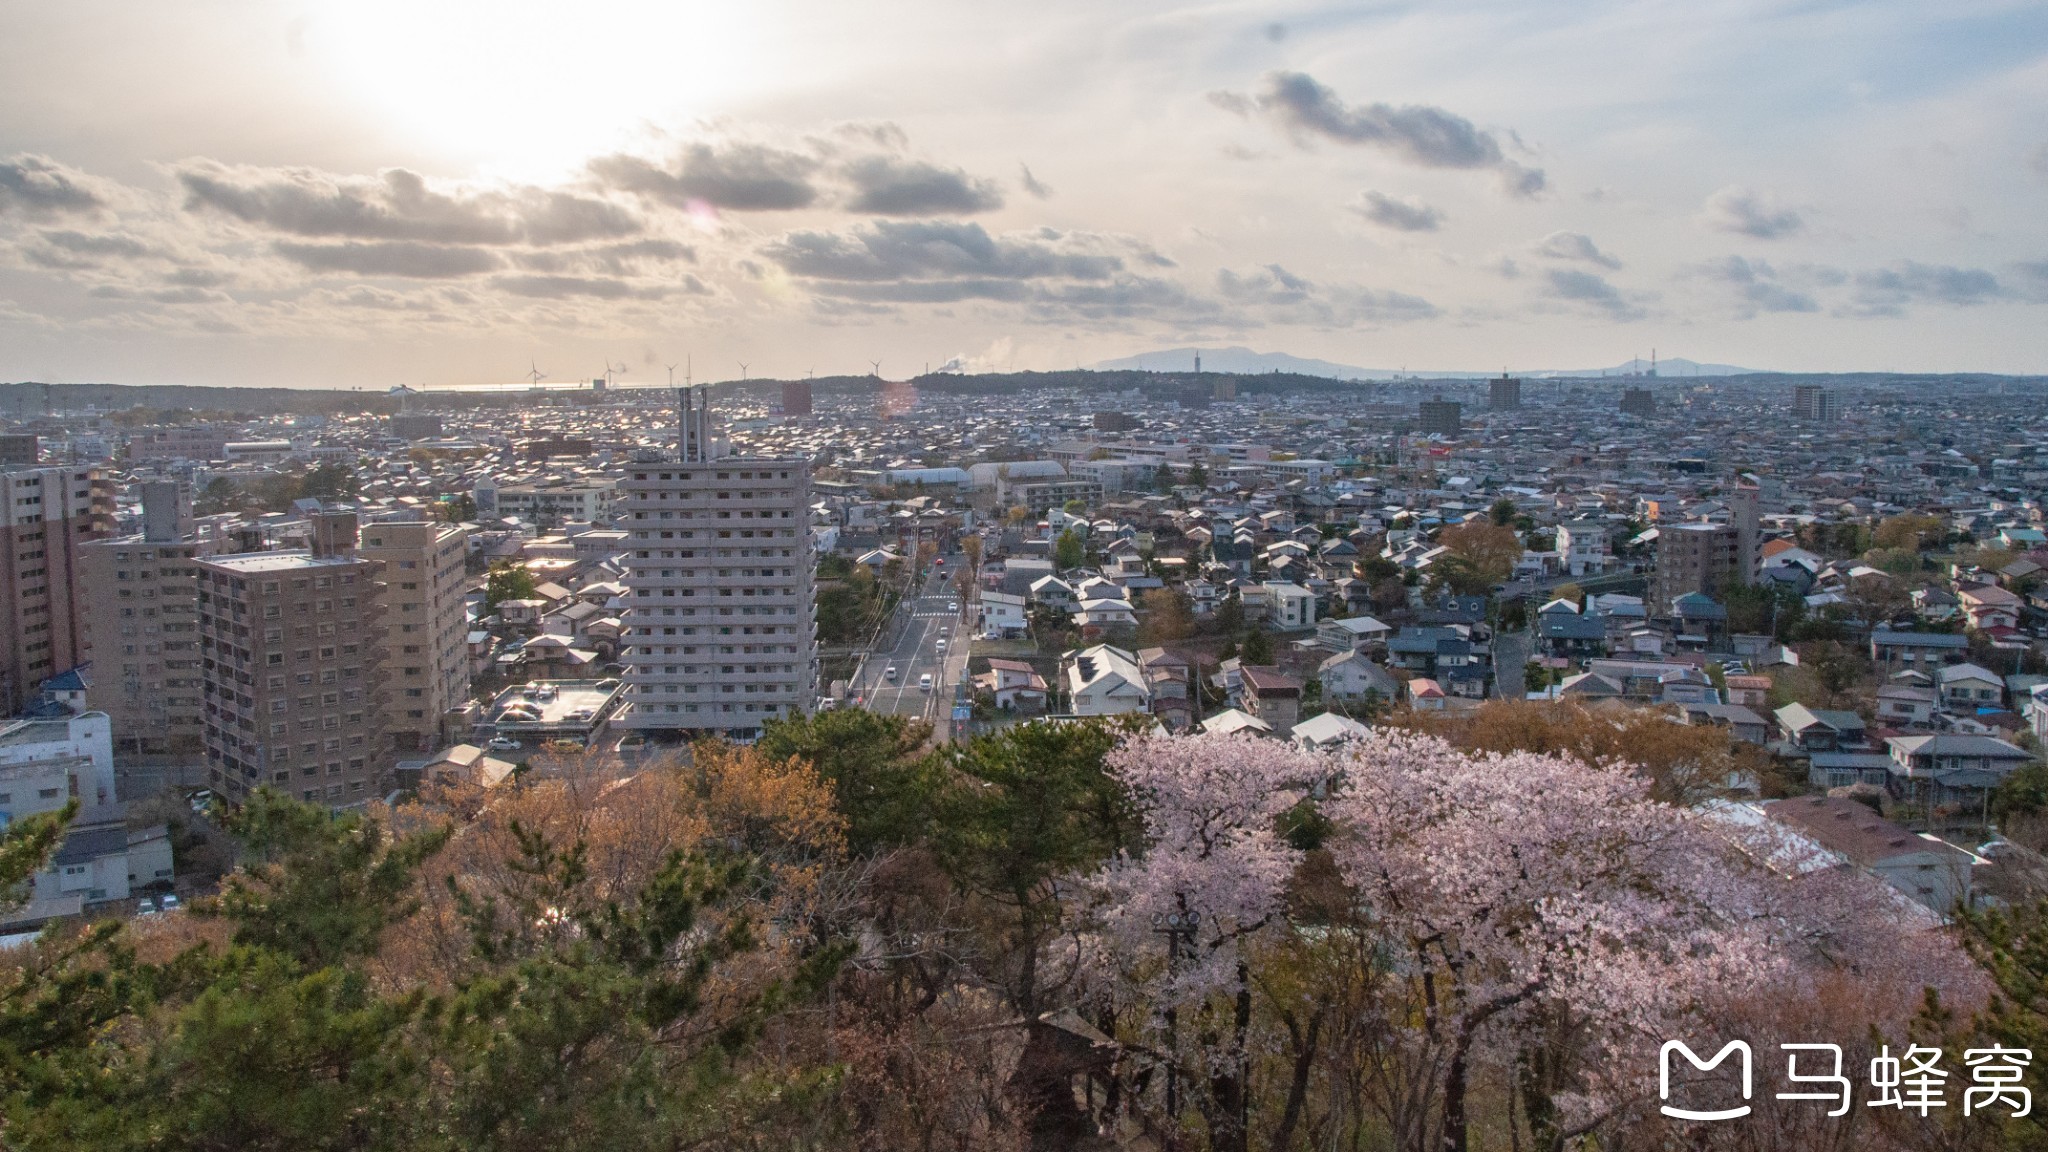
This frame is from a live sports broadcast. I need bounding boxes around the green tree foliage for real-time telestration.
[815,563,892,647]
[1053,529,1085,572]
[1240,625,1276,665]
[483,564,539,614]
[193,477,241,517]
[930,720,1137,1012]
[1874,512,1948,552]
[1,789,843,1151]
[1724,581,1805,639]
[756,709,938,855]
[439,493,478,523]
[1213,591,1244,636]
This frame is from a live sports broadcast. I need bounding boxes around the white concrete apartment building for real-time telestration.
[614,388,818,742]
[80,481,210,760]
[360,518,472,752]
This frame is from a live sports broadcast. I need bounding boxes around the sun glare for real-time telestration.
[304,0,779,183]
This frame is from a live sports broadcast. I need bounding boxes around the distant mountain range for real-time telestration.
[1090,345,1763,379]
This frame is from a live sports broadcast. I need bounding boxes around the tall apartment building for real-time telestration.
[1488,374,1522,411]
[1793,384,1838,421]
[780,379,814,417]
[195,511,392,806]
[359,518,472,753]
[1419,398,1462,437]
[1651,522,1742,612]
[1620,387,1656,417]
[615,388,818,742]
[0,465,112,716]
[80,482,209,758]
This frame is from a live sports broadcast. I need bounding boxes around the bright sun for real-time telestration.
[304,0,780,183]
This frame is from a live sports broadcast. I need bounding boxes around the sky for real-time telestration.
[1,0,2046,388]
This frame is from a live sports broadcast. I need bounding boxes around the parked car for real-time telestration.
[160,894,181,912]
[487,737,522,751]
[134,898,159,917]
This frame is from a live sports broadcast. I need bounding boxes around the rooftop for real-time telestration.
[201,550,361,573]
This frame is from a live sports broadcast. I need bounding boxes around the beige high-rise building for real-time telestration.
[80,482,210,758]
[1651,522,1742,612]
[196,511,392,807]
[614,387,818,741]
[0,465,113,715]
[359,518,472,753]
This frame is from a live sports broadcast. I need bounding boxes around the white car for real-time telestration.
[488,737,522,751]
[884,665,899,680]
[936,639,947,652]
[948,602,959,613]
[918,673,933,693]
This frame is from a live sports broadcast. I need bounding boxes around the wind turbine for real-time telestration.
[608,359,628,387]
[869,359,882,378]
[527,361,546,390]
[666,362,679,387]
[737,361,749,381]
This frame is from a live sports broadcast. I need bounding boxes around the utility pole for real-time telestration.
[1150,904,1199,1145]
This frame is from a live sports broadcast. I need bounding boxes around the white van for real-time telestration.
[918,673,933,693]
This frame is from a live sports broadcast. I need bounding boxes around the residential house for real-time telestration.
[1264,581,1317,630]
[1937,663,2005,712]
[1315,614,1391,653]
[1958,584,2023,632]
[1678,702,1771,745]
[1885,733,2034,809]
[1763,796,1978,914]
[1876,684,1938,729]
[1554,519,1611,577]
[1292,712,1370,752]
[979,591,1028,639]
[1201,708,1272,737]
[1138,647,1196,731]
[1240,667,1303,736]
[1537,612,1609,659]
[1775,703,1868,752]
[1318,649,1400,706]
[1806,752,1896,791]
[1061,645,1151,717]
[1407,677,1446,711]
[1869,629,1971,673]
[1723,674,1773,708]
[976,659,1049,712]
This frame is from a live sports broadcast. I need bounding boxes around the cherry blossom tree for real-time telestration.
[1067,730,1336,1152]
[1058,726,1987,1152]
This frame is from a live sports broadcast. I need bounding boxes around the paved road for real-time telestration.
[850,561,970,731]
